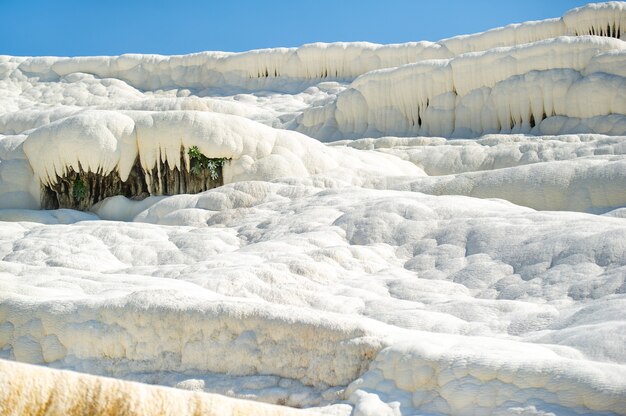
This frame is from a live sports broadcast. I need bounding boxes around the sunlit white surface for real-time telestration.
[1,2,626,415]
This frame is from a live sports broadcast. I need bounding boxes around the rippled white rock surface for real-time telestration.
[1,2,626,415]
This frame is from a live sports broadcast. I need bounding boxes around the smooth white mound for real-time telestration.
[1,2,624,94]
[335,134,626,213]
[16,109,421,208]
[1,3,626,416]
[299,36,626,139]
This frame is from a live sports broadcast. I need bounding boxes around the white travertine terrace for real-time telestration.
[298,36,626,139]
[1,3,626,416]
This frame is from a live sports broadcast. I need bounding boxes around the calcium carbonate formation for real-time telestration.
[1,2,626,416]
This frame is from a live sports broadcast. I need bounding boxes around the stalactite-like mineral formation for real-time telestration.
[41,147,227,210]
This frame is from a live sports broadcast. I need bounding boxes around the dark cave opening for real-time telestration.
[41,147,228,211]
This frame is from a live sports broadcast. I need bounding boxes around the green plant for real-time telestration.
[72,177,87,200]
[188,146,229,180]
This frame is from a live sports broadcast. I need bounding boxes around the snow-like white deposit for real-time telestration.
[1,2,626,416]
[299,36,626,139]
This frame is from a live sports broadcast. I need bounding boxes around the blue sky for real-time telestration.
[1,0,590,56]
